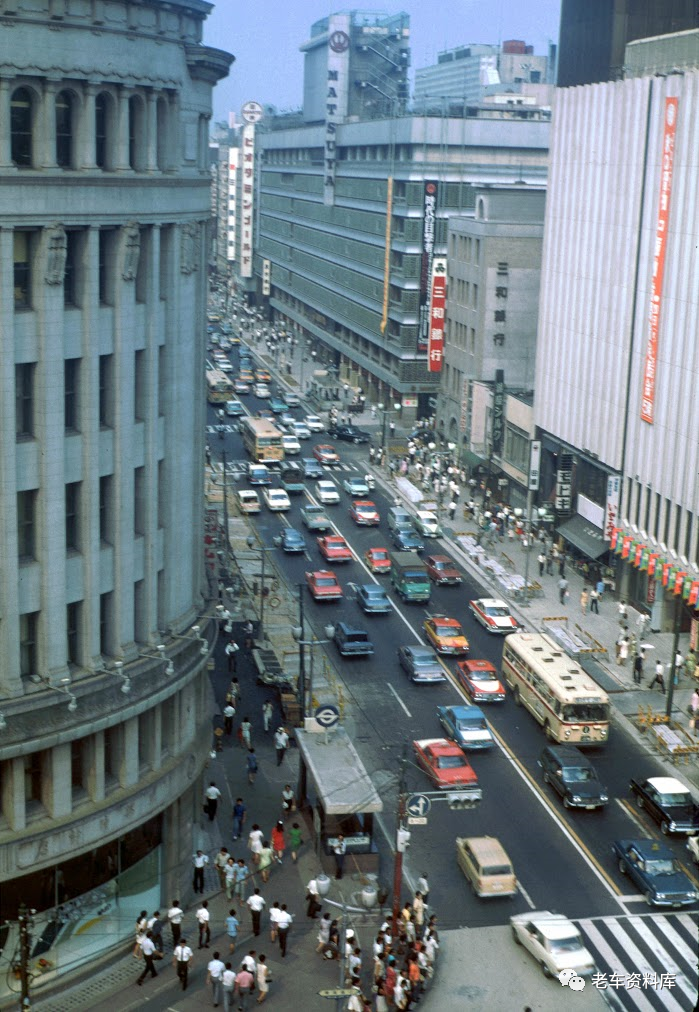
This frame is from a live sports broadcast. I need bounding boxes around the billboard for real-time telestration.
[427,257,446,372]
[417,181,438,352]
[240,123,255,278]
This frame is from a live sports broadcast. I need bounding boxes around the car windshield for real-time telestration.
[562,703,610,722]
[433,561,447,569]
[548,935,582,954]
[436,755,467,769]
[305,506,322,514]
[657,791,691,805]
[316,578,336,587]
[373,551,388,559]
[563,768,594,782]
[485,605,510,617]
[645,859,676,874]
[471,669,497,682]
[404,574,426,584]
[436,624,463,637]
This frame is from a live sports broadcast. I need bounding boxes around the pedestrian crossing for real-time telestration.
[575,913,698,1010]
[208,459,364,476]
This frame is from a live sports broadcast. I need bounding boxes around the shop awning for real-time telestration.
[556,515,607,560]
[296,727,384,815]
[460,449,486,471]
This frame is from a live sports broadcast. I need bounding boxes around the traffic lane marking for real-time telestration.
[516,880,536,910]
[387,682,412,718]
[615,799,699,887]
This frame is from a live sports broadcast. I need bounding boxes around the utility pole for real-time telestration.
[391,749,408,936]
[18,901,31,1009]
[297,583,306,718]
[666,594,683,718]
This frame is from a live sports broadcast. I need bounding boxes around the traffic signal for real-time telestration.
[447,792,479,810]
[396,827,411,852]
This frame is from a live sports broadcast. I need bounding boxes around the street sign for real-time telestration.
[406,794,431,818]
[407,816,427,825]
[314,704,340,729]
[318,988,359,998]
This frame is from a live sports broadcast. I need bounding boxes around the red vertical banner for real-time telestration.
[641,97,678,424]
[427,257,447,373]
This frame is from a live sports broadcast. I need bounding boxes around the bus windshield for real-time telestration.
[561,702,609,723]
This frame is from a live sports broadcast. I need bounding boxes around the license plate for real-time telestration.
[585,805,595,810]
[581,736,590,742]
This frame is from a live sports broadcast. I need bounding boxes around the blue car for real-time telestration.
[302,458,324,480]
[269,397,288,414]
[613,838,698,907]
[357,584,392,614]
[280,527,307,553]
[391,525,424,552]
[437,705,494,751]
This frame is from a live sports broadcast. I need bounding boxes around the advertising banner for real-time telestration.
[427,257,446,372]
[417,181,438,352]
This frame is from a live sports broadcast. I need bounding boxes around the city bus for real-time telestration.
[206,368,234,403]
[501,632,610,745]
[240,416,284,464]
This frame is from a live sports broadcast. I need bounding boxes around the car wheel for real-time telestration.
[618,859,627,875]
[660,820,670,835]
[513,686,521,705]
[541,961,553,978]
[636,794,644,810]
[645,891,654,906]
[511,926,521,945]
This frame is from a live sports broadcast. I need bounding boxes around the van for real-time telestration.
[387,506,412,532]
[237,489,260,514]
[538,745,608,810]
[455,836,517,898]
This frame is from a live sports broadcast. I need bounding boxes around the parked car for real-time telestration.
[613,838,698,907]
[349,500,380,526]
[279,527,306,553]
[356,584,392,614]
[328,424,372,444]
[630,776,699,835]
[469,598,519,634]
[425,554,462,585]
[300,503,332,531]
[302,457,324,479]
[398,645,445,684]
[316,480,340,505]
[456,659,506,703]
[539,745,609,810]
[437,705,494,750]
[343,476,370,497]
[510,912,595,978]
[365,547,391,573]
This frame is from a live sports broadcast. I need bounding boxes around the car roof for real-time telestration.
[646,777,689,794]
[428,555,452,563]
[360,584,385,594]
[524,914,578,940]
[461,659,497,672]
[621,838,674,859]
[415,737,460,752]
[417,510,437,518]
[430,616,460,625]
[317,479,336,487]
[448,705,485,720]
[475,598,508,608]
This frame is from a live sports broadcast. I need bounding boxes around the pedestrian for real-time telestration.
[316,912,332,953]
[369,446,375,463]
[207,950,226,1007]
[685,650,698,681]
[148,911,164,953]
[637,611,650,635]
[222,961,236,1012]
[690,688,699,730]
[389,420,396,437]
[618,636,629,667]
[448,501,456,520]
[271,820,286,863]
[197,899,211,949]
[288,821,302,862]
[274,726,289,766]
[173,937,194,991]
[545,551,554,575]
[558,576,568,605]
[234,858,249,902]
[649,660,665,692]
[241,716,252,749]
[580,588,589,614]
[417,872,429,906]
[205,781,222,821]
[133,910,148,959]
[232,797,247,840]
[224,857,237,900]
[262,699,273,732]
[192,850,209,894]
[243,619,254,649]
[277,903,292,957]
[618,600,628,624]
[247,888,266,937]
[168,900,184,947]
[633,652,644,685]
[306,877,321,918]
[234,963,255,1011]
[225,639,239,672]
[589,587,600,614]
[281,784,295,818]
[136,931,158,986]
[223,701,236,735]
[258,840,273,883]
[246,747,258,784]
[537,552,546,576]
[269,902,281,943]
[412,892,425,936]
[348,946,362,987]
[215,846,231,889]
[248,823,264,865]
[226,908,239,954]
[256,953,270,1003]
[333,833,346,880]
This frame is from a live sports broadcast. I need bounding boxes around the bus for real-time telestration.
[240,416,284,464]
[502,633,610,745]
[206,369,234,403]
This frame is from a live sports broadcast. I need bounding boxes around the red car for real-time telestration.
[365,547,391,573]
[425,554,463,585]
[349,500,380,526]
[306,570,343,601]
[412,738,481,791]
[313,444,340,465]
[317,535,353,562]
[456,659,507,703]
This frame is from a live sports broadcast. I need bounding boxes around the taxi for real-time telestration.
[469,598,519,634]
[423,615,469,656]
[349,500,380,526]
[254,368,271,383]
[413,738,481,792]
[313,444,340,465]
[239,369,254,383]
[365,547,391,573]
[317,535,353,563]
[456,659,506,703]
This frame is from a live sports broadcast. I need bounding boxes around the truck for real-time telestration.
[390,552,431,604]
[333,622,374,657]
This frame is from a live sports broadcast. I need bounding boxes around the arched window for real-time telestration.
[95,92,109,168]
[11,87,33,167]
[55,90,73,168]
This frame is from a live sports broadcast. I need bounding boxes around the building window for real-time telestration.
[95,92,109,168]
[17,489,37,560]
[134,350,146,421]
[99,475,113,544]
[99,591,113,657]
[134,467,145,535]
[159,225,172,301]
[15,363,35,438]
[65,481,81,552]
[14,231,32,309]
[11,87,33,167]
[98,230,115,305]
[135,226,148,303]
[71,738,84,793]
[23,752,43,809]
[156,96,168,170]
[19,611,38,678]
[66,601,81,665]
[64,231,79,306]
[103,726,120,787]
[98,354,113,427]
[128,95,145,171]
[64,358,80,431]
[503,424,529,472]
[55,90,73,168]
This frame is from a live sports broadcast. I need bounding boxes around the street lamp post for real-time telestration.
[293,585,334,718]
[246,534,275,642]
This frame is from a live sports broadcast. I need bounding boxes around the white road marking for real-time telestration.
[627,915,696,1004]
[387,682,411,717]
[516,880,536,909]
[577,920,657,1012]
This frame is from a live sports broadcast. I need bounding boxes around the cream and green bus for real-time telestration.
[206,368,234,403]
[240,416,284,464]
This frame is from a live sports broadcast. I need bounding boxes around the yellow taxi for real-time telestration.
[239,369,254,383]
[423,615,469,656]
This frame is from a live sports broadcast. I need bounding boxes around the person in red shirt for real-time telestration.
[271,820,286,864]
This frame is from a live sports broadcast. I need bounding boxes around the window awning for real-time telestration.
[460,449,486,471]
[556,515,608,560]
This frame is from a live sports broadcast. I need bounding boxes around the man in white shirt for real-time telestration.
[333,833,347,880]
[268,901,281,942]
[193,850,209,894]
[276,903,293,957]
[246,888,265,936]
[205,781,222,821]
[197,899,211,949]
[173,937,194,991]
[207,950,226,1007]
[274,726,289,766]
[242,949,257,973]
[168,899,184,946]
[136,931,158,985]
[223,701,236,735]
[215,846,231,888]
[225,638,239,672]
[222,961,236,1012]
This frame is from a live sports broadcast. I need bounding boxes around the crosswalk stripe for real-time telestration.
[578,920,657,1011]
[627,917,696,1004]
[658,917,698,968]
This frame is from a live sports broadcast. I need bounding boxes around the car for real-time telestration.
[281,434,301,455]
[313,444,340,465]
[456,659,507,703]
[357,584,392,614]
[239,369,254,383]
[333,622,374,657]
[317,535,353,562]
[306,569,343,602]
[280,412,296,428]
[253,383,271,398]
[539,745,609,810]
[365,547,391,573]
[630,776,699,835]
[328,424,372,444]
[257,408,275,421]
[413,510,443,537]
[613,838,699,907]
[216,358,233,373]
[510,911,595,979]
[469,598,519,634]
[349,500,380,526]
[262,487,291,511]
[343,476,370,497]
[236,489,260,514]
[425,554,462,585]
[225,399,245,417]
[285,392,301,408]
[457,836,516,898]
[315,480,340,505]
[269,397,288,414]
[412,738,481,793]
[437,705,494,750]
[293,421,312,440]
[279,527,307,553]
[398,645,446,684]
[254,368,271,383]
[300,503,332,531]
[424,616,469,655]
[279,462,305,493]
[302,458,324,479]
[234,379,250,394]
[391,526,425,552]
[305,415,325,433]
[247,463,271,485]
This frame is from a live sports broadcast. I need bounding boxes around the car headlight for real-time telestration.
[571,795,581,803]
[669,822,677,830]
[600,794,609,802]
[656,893,666,900]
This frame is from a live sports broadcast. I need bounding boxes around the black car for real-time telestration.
[539,745,609,810]
[328,425,371,444]
[630,776,699,835]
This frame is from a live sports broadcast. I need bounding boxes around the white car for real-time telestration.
[292,421,311,440]
[305,415,325,433]
[262,487,291,511]
[316,480,340,505]
[510,911,595,979]
[469,598,519,634]
[413,510,443,537]
[216,358,233,373]
[281,433,301,455]
[254,383,271,398]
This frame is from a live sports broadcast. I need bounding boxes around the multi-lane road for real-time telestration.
[206,338,699,1010]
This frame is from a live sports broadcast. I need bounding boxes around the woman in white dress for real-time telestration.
[247,823,264,866]
[256,953,270,1004]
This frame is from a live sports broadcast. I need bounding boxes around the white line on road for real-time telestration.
[387,682,411,717]
[517,880,536,909]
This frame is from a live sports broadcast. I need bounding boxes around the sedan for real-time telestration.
[398,645,446,684]
[317,535,353,562]
[510,912,595,979]
[328,424,372,444]
[630,776,699,835]
[233,379,250,394]
[269,397,288,414]
[315,480,340,505]
[280,412,297,428]
[424,616,469,655]
[302,458,324,479]
[343,476,370,497]
[613,838,698,907]
[437,705,494,750]
[413,738,481,792]
[469,598,519,634]
[280,527,307,553]
[305,415,325,433]
[313,444,340,465]
[365,547,391,573]
[391,526,424,552]
[300,503,332,531]
[285,392,301,408]
[357,584,392,614]
[349,500,380,526]
[425,554,462,585]
[456,659,506,703]
[262,487,291,512]
[293,422,312,440]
